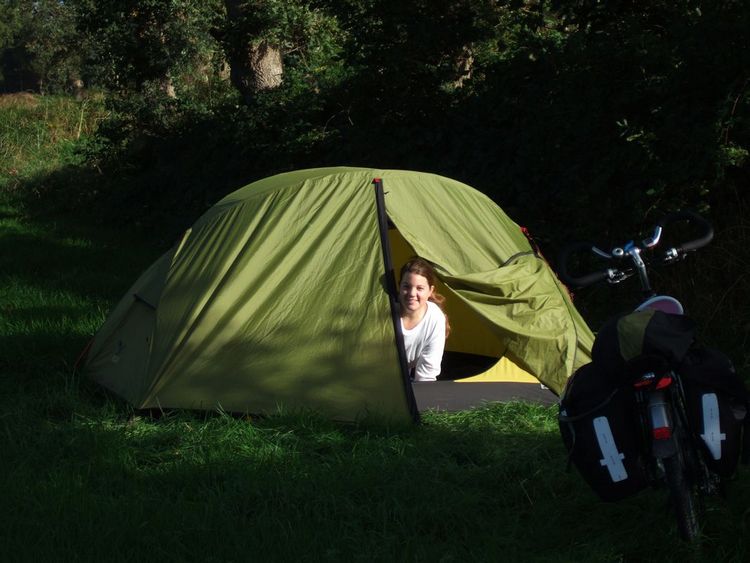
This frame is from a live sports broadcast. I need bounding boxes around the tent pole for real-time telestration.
[372,178,420,422]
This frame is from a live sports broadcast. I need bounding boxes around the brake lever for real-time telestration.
[606,268,632,284]
[662,247,682,264]
[641,225,663,249]
[592,246,613,259]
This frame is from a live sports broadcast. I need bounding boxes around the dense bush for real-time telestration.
[1,1,748,366]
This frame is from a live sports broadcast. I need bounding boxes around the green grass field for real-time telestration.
[1,94,749,562]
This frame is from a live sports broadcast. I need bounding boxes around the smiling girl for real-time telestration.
[398,257,450,382]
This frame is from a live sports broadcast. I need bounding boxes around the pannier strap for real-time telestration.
[558,387,622,423]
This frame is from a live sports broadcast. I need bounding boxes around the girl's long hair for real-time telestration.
[399,257,451,338]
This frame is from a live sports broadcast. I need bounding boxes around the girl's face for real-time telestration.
[399,272,434,315]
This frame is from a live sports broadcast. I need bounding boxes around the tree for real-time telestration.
[218,0,345,104]
[0,0,28,89]
[0,1,24,51]
[222,0,284,99]
[0,0,91,94]
[75,0,222,96]
[24,0,83,94]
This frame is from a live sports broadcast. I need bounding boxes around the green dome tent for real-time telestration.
[85,167,594,422]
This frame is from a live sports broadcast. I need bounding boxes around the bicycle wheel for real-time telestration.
[663,434,701,541]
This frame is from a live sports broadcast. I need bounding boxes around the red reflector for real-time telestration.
[653,427,672,440]
[655,376,673,390]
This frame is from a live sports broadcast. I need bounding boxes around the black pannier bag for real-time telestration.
[591,309,697,378]
[559,309,696,502]
[679,346,749,478]
[559,362,649,502]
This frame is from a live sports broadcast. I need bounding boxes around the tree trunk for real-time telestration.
[70,78,85,101]
[223,0,284,104]
[452,47,474,89]
[248,41,283,91]
[228,40,283,102]
[159,75,177,98]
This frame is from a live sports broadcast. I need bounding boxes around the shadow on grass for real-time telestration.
[0,196,164,301]
[1,392,749,562]
[1,167,748,562]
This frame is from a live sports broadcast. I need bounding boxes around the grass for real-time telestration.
[1,94,750,562]
[0,93,107,190]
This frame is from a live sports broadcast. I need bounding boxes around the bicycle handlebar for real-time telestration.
[557,210,713,289]
[557,242,616,288]
[656,210,714,253]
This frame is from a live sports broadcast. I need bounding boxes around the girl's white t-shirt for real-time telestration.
[400,301,446,382]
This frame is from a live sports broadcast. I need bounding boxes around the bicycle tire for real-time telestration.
[663,435,701,541]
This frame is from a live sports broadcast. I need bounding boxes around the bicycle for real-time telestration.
[556,210,746,542]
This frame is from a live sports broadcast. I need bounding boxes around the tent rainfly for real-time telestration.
[85,167,594,422]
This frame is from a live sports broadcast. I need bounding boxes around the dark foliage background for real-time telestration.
[1,0,748,367]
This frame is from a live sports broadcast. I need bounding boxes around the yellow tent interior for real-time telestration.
[388,226,544,390]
